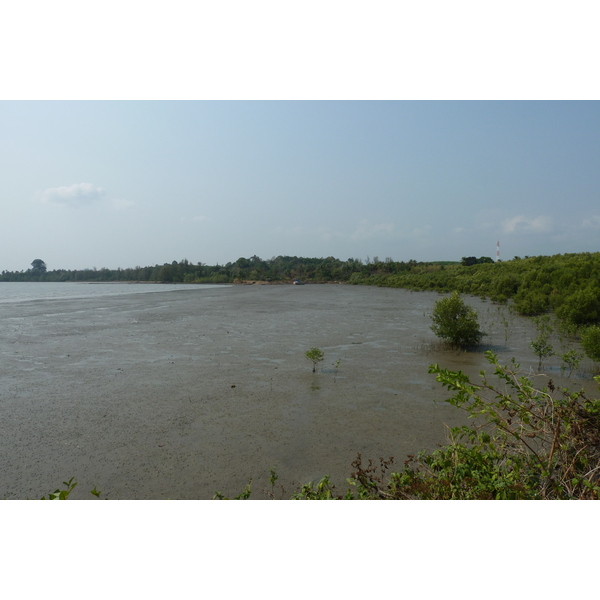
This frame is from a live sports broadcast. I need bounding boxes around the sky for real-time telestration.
[2,100,599,272]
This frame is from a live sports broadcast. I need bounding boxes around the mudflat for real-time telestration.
[0,284,581,499]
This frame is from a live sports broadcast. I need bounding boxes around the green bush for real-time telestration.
[561,349,583,376]
[581,325,600,362]
[556,289,600,326]
[513,290,548,316]
[430,291,484,347]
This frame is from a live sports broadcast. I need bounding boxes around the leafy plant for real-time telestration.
[513,290,548,316]
[533,314,554,337]
[421,353,600,499]
[265,467,287,499]
[332,357,342,382]
[41,477,78,500]
[41,478,102,500]
[561,349,583,377]
[530,335,554,370]
[291,475,341,500]
[430,291,484,347]
[529,315,555,370]
[213,480,253,500]
[305,347,325,373]
[497,306,512,344]
[556,289,600,326]
[581,325,600,363]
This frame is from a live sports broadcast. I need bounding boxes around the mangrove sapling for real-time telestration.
[332,357,342,382]
[557,318,579,341]
[266,467,286,499]
[496,305,514,344]
[533,314,554,338]
[530,315,555,371]
[560,349,583,377]
[305,347,325,373]
[530,335,554,371]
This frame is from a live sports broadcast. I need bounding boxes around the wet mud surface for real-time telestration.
[1,284,596,499]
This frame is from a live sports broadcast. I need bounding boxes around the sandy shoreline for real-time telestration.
[1,284,588,499]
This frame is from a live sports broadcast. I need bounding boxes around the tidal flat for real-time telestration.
[0,284,594,499]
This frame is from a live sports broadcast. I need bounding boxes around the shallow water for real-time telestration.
[0,281,228,303]
[0,284,595,499]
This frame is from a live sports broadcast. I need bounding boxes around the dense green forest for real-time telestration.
[4,252,600,327]
[2,255,442,285]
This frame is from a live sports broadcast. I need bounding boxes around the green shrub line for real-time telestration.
[349,252,600,326]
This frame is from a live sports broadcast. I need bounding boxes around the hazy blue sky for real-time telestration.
[2,101,599,271]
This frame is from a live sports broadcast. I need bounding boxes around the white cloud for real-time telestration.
[39,183,105,206]
[453,227,466,234]
[502,215,553,234]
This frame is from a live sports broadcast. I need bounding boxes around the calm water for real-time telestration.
[0,282,230,304]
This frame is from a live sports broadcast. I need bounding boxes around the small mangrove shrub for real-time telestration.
[430,291,484,347]
[305,347,325,373]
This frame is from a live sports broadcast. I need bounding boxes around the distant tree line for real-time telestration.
[0,255,457,286]
[3,252,600,328]
[461,256,494,266]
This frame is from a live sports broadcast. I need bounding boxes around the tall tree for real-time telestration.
[31,259,47,273]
